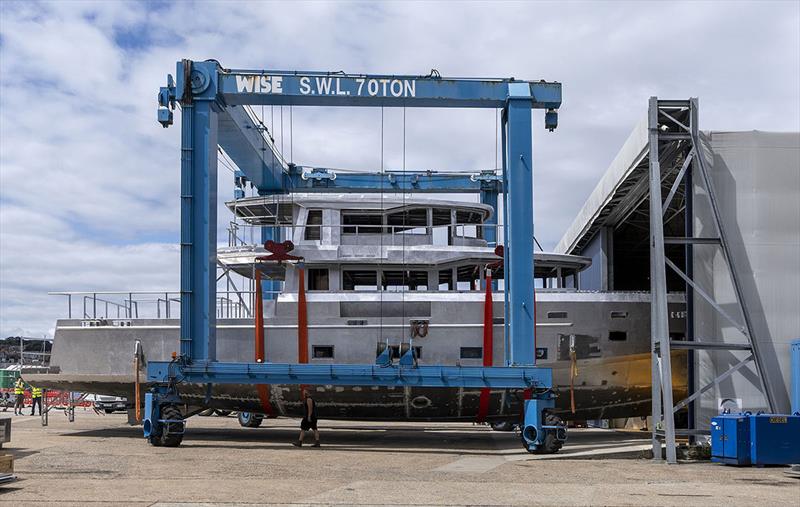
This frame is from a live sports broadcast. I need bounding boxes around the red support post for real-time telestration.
[253,272,272,416]
[483,269,494,367]
[477,269,493,422]
[254,272,265,362]
[298,266,309,364]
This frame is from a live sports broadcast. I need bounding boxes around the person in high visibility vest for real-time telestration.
[13,378,25,415]
[30,385,43,416]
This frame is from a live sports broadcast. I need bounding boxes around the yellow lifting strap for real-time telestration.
[569,339,579,414]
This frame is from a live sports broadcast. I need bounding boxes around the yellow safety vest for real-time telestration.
[14,382,24,395]
[32,387,42,398]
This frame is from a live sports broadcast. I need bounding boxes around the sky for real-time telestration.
[0,0,798,338]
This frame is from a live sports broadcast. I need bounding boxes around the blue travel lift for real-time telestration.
[144,59,564,452]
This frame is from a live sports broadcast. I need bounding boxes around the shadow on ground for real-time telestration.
[58,419,652,459]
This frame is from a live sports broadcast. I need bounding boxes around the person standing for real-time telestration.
[30,385,43,416]
[292,390,320,447]
[13,378,25,415]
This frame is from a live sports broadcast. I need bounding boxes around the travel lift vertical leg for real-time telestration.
[146,60,564,451]
[505,83,563,453]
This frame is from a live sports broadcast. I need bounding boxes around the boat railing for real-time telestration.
[48,290,271,321]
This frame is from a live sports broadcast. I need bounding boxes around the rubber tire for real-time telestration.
[238,412,263,428]
[522,414,564,454]
[490,421,516,432]
[151,404,184,447]
[104,409,115,414]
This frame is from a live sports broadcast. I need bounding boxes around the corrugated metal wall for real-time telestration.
[693,131,800,426]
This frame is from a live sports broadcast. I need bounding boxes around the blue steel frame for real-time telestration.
[150,59,563,449]
[157,59,560,366]
[148,362,552,389]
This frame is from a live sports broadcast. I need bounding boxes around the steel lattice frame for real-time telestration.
[647,98,775,464]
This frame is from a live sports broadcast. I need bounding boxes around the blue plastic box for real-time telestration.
[791,339,799,414]
[711,412,800,466]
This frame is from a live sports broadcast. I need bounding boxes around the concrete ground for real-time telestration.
[0,410,797,506]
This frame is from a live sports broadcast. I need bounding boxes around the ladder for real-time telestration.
[648,97,776,463]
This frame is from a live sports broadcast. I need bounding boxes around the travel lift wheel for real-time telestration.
[491,421,517,432]
[200,409,233,417]
[521,413,565,454]
[238,411,263,428]
[150,404,184,447]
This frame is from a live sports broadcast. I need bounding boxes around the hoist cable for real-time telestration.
[495,108,499,171]
[401,106,406,338]
[290,105,293,164]
[379,106,385,343]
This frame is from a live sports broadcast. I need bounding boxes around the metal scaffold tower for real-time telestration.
[648,97,776,463]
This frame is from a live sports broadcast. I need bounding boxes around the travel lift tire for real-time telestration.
[238,412,264,428]
[151,404,184,447]
[522,413,564,454]
[199,409,232,417]
[491,421,517,432]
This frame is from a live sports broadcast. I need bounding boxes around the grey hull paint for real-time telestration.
[26,291,686,421]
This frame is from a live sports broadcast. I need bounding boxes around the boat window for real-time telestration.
[382,270,428,291]
[342,270,378,291]
[307,268,329,291]
[547,311,568,319]
[456,264,481,290]
[432,208,451,226]
[305,209,322,240]
[610,311,628,319]
[342,212,383,234]
[312,345,334,359]
[438,269,454,291]
[387,208,428,232]
[460,347,483,359]
[609,331,627,341]
[456,209,483,224]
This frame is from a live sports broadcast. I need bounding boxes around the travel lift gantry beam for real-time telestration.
[144,59,563,450]
[236,166,503,246]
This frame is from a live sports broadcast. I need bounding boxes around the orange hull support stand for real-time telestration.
[254,272,272,416]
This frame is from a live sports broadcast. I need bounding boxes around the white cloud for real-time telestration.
[0,0,798,337]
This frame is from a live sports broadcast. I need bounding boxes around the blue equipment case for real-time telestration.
[791,339,799,414]
[711,412,800,466]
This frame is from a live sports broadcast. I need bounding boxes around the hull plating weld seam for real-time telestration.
[60,322,573,330]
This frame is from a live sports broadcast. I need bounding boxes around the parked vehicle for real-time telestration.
[95,395,129,414]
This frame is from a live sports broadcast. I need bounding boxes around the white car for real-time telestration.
[95,395,129,414]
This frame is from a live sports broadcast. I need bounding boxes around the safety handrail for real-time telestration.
[50,290,277,320]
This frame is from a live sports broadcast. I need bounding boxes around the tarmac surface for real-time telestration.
[1,410,798,506]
